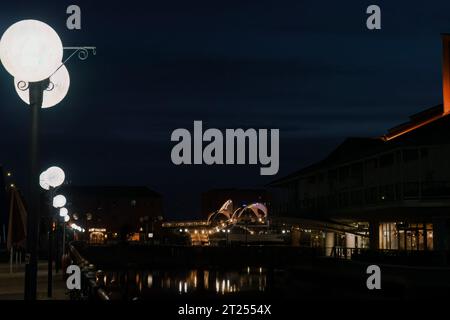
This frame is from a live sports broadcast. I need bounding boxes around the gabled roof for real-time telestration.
[59,186,162,198]
[270,105,450,186]
[384,105,444,140]
[269,137,383,186]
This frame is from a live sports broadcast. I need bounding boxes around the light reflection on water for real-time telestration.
[104,267,268,297]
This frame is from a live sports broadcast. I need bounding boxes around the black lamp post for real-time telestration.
[23,80,49,300]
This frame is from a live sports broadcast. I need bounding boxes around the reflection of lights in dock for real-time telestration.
[104,269,267,297]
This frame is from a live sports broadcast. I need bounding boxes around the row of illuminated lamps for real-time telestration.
[39,166,84,232]
[179,228,240,235]
[179,228,230,234]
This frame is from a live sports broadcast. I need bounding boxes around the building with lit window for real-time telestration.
[57,186,163,243]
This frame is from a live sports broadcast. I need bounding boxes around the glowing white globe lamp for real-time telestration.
[64,215,70,222]
[44,166,65,188]
[59,207,68,217]
[39,171,50,190]
[53,194,67,208]
[0,20,63,82]
[15,65,70,108]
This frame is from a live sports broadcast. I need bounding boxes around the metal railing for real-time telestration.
[327,246,366,259]
[68,243,110,300]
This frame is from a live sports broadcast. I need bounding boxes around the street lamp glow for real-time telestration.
[53,195,67,208]
[41,166,65,188]
[0,20,63,82]
[64,215,70,222]
[59,207,68,217]
[14,65,70,108]
[39,171,50,190]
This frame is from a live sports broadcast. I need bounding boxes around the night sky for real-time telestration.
[0,0,449,218]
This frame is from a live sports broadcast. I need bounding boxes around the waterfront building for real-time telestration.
[57,186,163,243]
[269,35,450,253]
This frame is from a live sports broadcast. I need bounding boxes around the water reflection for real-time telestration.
[104,267,268,299]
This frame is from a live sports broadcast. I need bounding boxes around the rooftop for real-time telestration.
[270,105,450,186]
[58,186,162,198]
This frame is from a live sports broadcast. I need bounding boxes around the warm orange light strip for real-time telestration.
[383,114,444,141]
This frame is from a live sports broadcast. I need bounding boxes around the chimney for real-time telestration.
[442,34,450,114]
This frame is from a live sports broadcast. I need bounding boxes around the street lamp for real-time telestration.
[59,207,68,217]
[0,18,95,300]
[0,20,63,82]
[40,166,65,298]
[41,166,65,189]
[0,20,64,301]
[53,195,67,208]
[60,209,70,263]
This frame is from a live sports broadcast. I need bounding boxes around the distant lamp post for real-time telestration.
[41,166,65,188]
[39,166,65,298]
[53,195,67,208]
[39,171,50,190]
[61,213,70,267]
[59,207,68,217]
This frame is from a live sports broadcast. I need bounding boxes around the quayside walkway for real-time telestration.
[0,261,68,300]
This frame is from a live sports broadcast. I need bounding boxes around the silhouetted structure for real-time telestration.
[57,186,163,242]
[0,166,10,249]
